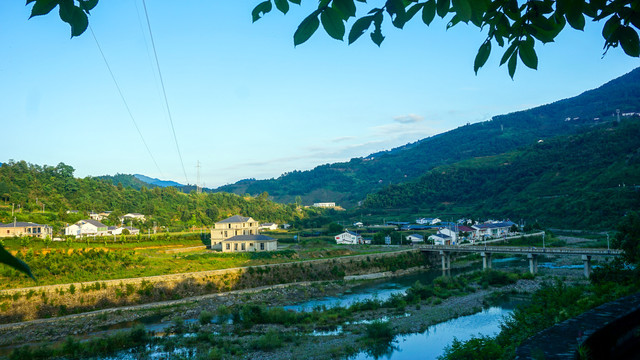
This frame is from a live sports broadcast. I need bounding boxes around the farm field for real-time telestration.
[0,234,402,289]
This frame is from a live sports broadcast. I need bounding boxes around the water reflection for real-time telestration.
[351,307,511,360]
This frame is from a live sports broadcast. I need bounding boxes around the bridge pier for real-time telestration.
[439,250,451,276]
[527,253,538,274]
[582,255,592,279]
[481,252,492,270]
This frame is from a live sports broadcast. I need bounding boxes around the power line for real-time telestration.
[89,25,164,177]
[141,0,190,185]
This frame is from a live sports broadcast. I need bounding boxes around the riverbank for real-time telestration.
[0,259,589,359]
[0,249,426,323]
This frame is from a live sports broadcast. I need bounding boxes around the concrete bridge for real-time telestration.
[419,245,623,278]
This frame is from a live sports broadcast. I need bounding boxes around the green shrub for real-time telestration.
[251,329,283,351]
[199,310,214,325]
[365,320,394,342]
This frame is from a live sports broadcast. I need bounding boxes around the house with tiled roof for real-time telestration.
[428,233,452,245]
[210,215,277,252]
[65,219,108,237]
[406,234,424,244]
[0,221,52,239]
[220,234,277,252]
[472,221,516,238]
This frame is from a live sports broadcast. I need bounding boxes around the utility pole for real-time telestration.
[196,160,202,194]
[11,203,14,216]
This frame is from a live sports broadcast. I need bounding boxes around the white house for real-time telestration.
[259,223,278,231]
[89,211,112,221]
[406,234,424,244]
[65,219,109,237]
[353,222,364,227]
[282,223,291,230]
[108,226,140,235]
[122,213,146,222]
[313,203,336,208]
[335,231,363,245]
[471,221,515,239]
[438,228,458,243]
[428,233,452,245]
[416,218,441,225]
[220,235,278,253]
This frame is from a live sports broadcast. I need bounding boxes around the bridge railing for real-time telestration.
[418,245,622,256]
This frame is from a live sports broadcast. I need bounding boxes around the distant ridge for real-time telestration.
[134,174,184,188]
[214,67,640,207]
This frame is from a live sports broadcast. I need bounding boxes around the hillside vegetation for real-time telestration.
[363,119,640,229]
[213,68,640,207]
[0,162,310,232]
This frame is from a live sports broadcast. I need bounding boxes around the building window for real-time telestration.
[241,243,246,251]
[234,243,238,250]
[226,243,230,250]
[249,243,253,247]
[260,243,265,250]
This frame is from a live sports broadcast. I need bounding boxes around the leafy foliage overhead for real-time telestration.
[253,0,640,77]
[26,0,639,77]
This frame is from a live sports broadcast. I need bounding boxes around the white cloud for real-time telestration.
[393,113,424,124]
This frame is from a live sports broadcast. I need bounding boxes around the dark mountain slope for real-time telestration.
[363,119,640,229]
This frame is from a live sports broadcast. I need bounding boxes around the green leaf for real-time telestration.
[422,0,436,25]
[348,15,374,44]
[387,0,408,28]
[274,0,289,14]
[518,40,538,69]
[436,0,450,18]
[452,0,471,22]
[405,3,424,22]
[565,11,585,30]
[507,49,517,78]
[371,12,385,46]
[602,15,620,40]
[79,0,98,12]
[252,1,273,23]
[58,0,73,23]
[333,0,356,19]
[30,0,58,18]
[474,40,491,74]
[68,6,88,37]
[500,42,517,65]
[0,245,35,280]
[294,11,320,46]
[619,26,640,57]
[321,7,346,40]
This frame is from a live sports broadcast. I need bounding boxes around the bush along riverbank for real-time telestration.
[0,250,426,323]
[439,263,640,360]
[5,269,543,360]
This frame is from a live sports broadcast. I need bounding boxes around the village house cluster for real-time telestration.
[333,217,519,246]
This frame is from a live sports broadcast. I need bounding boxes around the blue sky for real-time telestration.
[1,1,638,187]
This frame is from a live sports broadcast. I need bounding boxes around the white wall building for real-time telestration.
[335,231,363,245]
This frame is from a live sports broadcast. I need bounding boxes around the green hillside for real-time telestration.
[0,162,310,233]
[363,119,640,229]
[214,68,640,207]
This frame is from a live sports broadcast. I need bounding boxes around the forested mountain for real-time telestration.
[214,68,640,207]
[363,119,640,229]
[98,174,153,190]
[0,162,309,233]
